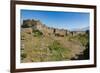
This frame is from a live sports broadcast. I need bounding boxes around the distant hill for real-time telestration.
[70,26,89,32]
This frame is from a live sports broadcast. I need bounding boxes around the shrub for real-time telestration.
[21,53,27,60]
[32,29,43,37]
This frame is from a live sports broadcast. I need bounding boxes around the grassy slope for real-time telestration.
[21,29,88,63]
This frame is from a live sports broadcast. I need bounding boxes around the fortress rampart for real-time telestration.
[22,19,86,36]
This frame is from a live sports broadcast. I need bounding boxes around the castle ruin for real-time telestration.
[21,19,86,37]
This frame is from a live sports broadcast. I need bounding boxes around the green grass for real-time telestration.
[21,52,27,60]
[21,28,89,62]
[68,33,89,47]
[32,29,43,37]
[48,40,71,61]
[74,34,89,46]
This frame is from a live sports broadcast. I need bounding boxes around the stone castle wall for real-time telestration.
[22,20,86,36]
[54,29,67,36]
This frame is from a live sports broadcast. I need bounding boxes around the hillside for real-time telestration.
[21,19,89,63]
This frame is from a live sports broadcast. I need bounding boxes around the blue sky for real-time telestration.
[21,9,90,30]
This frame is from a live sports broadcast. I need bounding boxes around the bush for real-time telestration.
[32,29,43,37]
[21,53,27,60]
